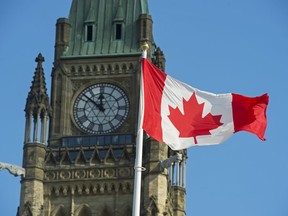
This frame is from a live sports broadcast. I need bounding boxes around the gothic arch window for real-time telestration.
[52,205,67,216]
[22,202,33,216]
[77,205,92,216]
[146,196,159,216]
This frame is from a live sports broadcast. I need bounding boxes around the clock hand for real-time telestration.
[83,94,105,112]
[98,94,105,112]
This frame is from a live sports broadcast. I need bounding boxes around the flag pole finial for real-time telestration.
[141,42,149,51]
[141,42,149,59]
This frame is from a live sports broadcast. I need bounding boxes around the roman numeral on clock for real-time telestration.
[78,115,87,123]
[115,114,123,121]
[118,105,126,110]
[87,122,94,130]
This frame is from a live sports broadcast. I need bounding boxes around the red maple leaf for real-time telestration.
[168,93,223,144]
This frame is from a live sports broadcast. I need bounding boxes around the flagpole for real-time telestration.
[132,42,149,216]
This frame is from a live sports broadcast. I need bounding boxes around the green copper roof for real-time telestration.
[64,0,149,57]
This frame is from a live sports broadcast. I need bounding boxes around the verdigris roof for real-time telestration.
[64,0,149,57]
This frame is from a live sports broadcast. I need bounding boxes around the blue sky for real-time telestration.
[0,0,287,215]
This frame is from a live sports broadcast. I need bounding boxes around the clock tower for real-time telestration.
[18,0,187,215]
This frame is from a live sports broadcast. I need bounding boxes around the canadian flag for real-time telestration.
[141,58,269,150]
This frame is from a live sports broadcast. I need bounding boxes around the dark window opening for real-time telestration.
[142,20,147,38]
[115,23,122,40]
[86,25,93,41]
[62,134,133,147]
[60,24,64,42]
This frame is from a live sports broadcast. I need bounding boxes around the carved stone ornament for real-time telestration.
[48,180,133,197]
[44,167,133,181]
[0,161,25,177]
[68,62,136,77]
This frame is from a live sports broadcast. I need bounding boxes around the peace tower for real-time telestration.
[18,0,187,215]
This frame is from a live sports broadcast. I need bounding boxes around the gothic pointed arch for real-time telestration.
[119,146,131,163]
[115,64,120,73]
[104,146,116,163]
[146,196,160,216]
[45,150,57,165]
[22,201,33,216]
[60,148,72,165]
[75,148,87,165]
[90,147,101,164]
[75,204,92,216]
[51,205,67,216]
[85,65,91,73]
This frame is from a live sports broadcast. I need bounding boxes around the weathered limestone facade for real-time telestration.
[18,1,187,215]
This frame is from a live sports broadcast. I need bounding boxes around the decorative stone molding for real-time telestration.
[47,180,133,197]
[67,62,136,77]
[44,146,133,166]
[45,167,133,181]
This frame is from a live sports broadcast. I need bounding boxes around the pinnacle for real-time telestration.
[25,53,51,116]
[31,53,48,95]
[35,53,45,65]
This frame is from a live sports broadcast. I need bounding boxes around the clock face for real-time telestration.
[73,83,129,134]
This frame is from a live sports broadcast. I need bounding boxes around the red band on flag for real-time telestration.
[142,58,167,142]
[232,93,269,140]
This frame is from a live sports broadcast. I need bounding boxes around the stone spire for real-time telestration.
[25,53,51,118]
[153,46,166,71]
[24,53,51,144]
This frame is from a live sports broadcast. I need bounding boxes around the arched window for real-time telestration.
[52,205,67,216]
[77,205,92,216]
[22,204,32,216]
